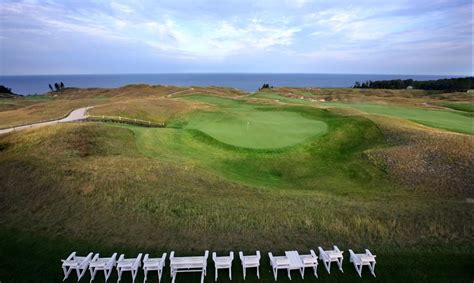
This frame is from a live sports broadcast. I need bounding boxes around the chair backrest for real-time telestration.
[134,253,143,268]
[229,251,234,260]
[239,251,244,261]
[256,251,261,260]
[108,253,118,266]
[310,249,317,259]
[170,251,175,260]
[79,253,94,267]
[268,252,275,263]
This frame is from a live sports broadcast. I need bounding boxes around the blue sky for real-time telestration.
[0,0,472,75]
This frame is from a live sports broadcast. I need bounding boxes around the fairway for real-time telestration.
[254,92,474,135]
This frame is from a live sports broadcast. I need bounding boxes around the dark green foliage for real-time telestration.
[353,77,473,92]
[0,85,13,94]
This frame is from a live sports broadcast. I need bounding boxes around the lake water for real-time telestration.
[0,73,455,95]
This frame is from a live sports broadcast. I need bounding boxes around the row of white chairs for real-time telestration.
[61,246,376,283]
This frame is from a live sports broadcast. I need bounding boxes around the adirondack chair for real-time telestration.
[169,250,209,283]
[268,252,290,281]
[61,252,94,282]
[318,246,344,274]
[212,251,234,281]
[117,253,143,283]
[299,250,318,278]
[349,249,376,277]
[89,253,117,283]
[239,251,261,280]
[143,253,167,283]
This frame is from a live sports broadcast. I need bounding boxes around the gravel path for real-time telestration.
[0,107,93,135]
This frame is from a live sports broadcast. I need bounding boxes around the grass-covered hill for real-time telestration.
[0,85,473,282]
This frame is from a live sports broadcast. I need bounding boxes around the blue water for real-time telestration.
[0,73,456,95]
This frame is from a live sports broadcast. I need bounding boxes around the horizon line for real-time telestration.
[0,72,469,77]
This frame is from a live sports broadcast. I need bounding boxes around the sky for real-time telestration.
[0,0,472,75]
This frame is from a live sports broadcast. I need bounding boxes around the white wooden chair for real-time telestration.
[169,250,209,283]
[239,251,261,280]
[61,252,94,282]
[89,253,117,283]
[268,252,290,281]
[299,250,318,278]
[143,253,167,283]
[212,251,234,281]
[117,253,143,283]
[349,249,376,277]
[318,246,343,274]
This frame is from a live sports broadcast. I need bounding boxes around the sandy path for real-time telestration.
[0,107,93,135]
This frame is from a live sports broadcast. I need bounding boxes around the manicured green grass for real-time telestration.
[176,95,327,149]
[253,92,474,135]
[436,101,474,113]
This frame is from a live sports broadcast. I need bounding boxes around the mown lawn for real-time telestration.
[0,93,473,282]
[253,92,474,135]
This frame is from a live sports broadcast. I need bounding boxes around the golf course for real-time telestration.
[0,85,473,282]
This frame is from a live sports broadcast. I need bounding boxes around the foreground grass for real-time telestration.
[1,229,473,282]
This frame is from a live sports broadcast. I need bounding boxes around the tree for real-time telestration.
[60,82,65,89]
[0,85,13,94]
[49,84,54,92]
[54,83,60,92]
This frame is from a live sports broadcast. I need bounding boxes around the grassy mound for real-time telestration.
[176,96,328,149]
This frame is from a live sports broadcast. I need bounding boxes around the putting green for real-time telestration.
[184,110,328,149]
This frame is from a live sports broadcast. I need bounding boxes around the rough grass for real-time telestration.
[0,87,473,282]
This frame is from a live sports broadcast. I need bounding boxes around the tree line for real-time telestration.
[49,82,65,92]
[353,77,473,92]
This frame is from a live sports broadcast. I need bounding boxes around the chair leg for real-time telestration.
[143,268,147,283]
[132,270,137,283]
[287,269,291,280]
[300,267,305,279]
[243,267,246,280]
[117,269,122,283]
[215,267,218,282]
[272,268,277,281]
[370,262,376,277]
[313,265,318,278]
[257,266,260,279]
[63,266,72,281]
[338,258,344,273]
[324,260,331,274]
[229,267,232,280]
[105,268,112,282]
[89,267,96,283]
[200,271,205,283]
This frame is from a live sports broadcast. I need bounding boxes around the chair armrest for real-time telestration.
[365,249,375,257]
[64,251,76,262]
